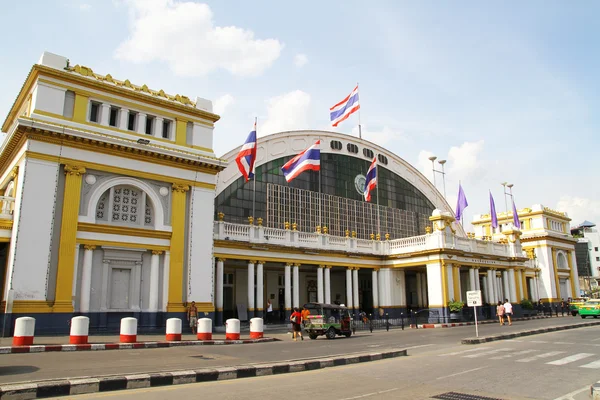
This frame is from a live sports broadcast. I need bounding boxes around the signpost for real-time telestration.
[466,290,482,338]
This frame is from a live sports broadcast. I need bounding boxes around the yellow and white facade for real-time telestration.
[0,52,223,334]
[472,205,580,302]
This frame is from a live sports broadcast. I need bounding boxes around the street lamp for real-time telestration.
[429,156,447,199]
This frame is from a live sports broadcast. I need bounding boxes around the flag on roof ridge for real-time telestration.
[235,122,257,182]
[281,140,321,183]
[330,85,360,127]
[364,156,377,202]
[489,191,498,229]
[455,183,468,221]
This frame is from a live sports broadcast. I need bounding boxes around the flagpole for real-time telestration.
[357,82,362,140]
[376,157,380,237]
[318,136,322,230]
[252,117,257,219]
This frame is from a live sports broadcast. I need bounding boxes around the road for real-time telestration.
[0,316,589,384]
[50,326,600,400]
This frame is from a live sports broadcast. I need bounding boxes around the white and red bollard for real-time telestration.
[197,318,212,340]
[225,318,240,340]
[13,317,35,346]
[120,317,137,343]
[249,317,264,339]
[166,318,182,341]
[69,316,90,344]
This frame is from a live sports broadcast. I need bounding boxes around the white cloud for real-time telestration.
[260,90,311,136]
[79,3,91,11]
[294,53,308,68]
[351,125,401,147]
[556,196,600,227]
[447,140,485,181]
[213,94,234,116]
[115,0,284,77]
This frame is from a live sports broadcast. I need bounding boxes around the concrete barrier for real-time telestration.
[120,317,137,343]
[166,318,182,341]
[250,317,264,339]
[197,318,212,340]
[225,318,240,340]
[13,317,35,346]
[69,316,90,344]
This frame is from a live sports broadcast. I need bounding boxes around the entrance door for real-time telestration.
[110,269,130,309]
[223,286,235,319]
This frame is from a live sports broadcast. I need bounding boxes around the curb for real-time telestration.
[0,338,277,355]
[461,320,600,344]
[411,315,555,329]
[0,348,407,399]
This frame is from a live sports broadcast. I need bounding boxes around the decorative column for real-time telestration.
[148,250,162,312]
[118,108,129,130]
[469,268,476,292]
[55,165,86,312]
[284,263,292,318]
[256,261,264,318]
[502,270,510,303]
[346,268,353,309]
[372,269,379,311]
[292,264,300,309]
[521,269,528,300]
[474,267,481,291]
[567,251,577,298]
[154,116,164,138]
[100,103,110,125]
[452,265,461,302]
[136,112,147,134]
[487,269,496,304]
[352,268,360,311]
[216,258,224,325]
[514,268,522,302]
[508,268,517,302]
[167,184,189,312]
[247,260,255,319]
[79,245,96,313]
[324,266,331,304]
[317,265,324,304]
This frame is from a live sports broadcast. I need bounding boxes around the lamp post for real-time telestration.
[501,182,514,227]
[429,156,447,199]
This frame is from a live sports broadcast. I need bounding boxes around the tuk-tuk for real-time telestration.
[570,297,589,316]
[302,303,353,340]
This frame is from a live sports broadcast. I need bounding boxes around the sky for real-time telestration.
[0,0,598,230]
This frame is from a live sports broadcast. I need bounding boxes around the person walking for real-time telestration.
[187,301,198,334]
[503,299,513,326]
[266,299,273,324]
[290,307,303,341]
[496,301,505,326]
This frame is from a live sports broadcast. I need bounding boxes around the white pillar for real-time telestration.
[284,264,291,311]
[247,261,255,313]
[426,263,444,307]
[317,266,324,304]
[379,269,387,308]
[256,261,264,315]
[502,271,510,303]
[216,258,224,312]
[148,250,161,312]
[154,116,164,138]
[446,264,454,301]
[487,269,496,304]
[72,244,81,311]
[346,268,353,308]
[79,245,95,313]
[324,266,331,304]
[509,269,517,302]
[100,103,110,125]
[162,251,170,310]
[118,108,129,130]
[136,112,147,134]
[474,268,481,291]
[497,276,504,301]
[353,268,360,310]
[469,268,476,292]
[292,264,300,308]
[482,276,488,303]
[529,278,537,302]
[372,269,379,309]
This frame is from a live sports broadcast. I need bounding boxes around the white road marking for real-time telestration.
[404,344,435,350]
[464,348,512,358]
[339,388,399,399]
[436,367,486,380]
[490,349,537,360]
[591,337,600,342]
[546,353,594,365]
[530,340,549,343]
[553,385,590,400]
[438,347,490,356]
[517,351,565,362]
[579,359,600,369]
[553,341,574,345]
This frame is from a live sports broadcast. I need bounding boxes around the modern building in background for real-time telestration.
[571,221,600,295]
[0,52,581,334]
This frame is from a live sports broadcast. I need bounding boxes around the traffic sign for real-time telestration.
[466,290,482,307]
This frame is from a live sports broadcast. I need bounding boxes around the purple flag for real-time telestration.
[512,198,521,229]
[489,191,498,229]
[455,183,468,221]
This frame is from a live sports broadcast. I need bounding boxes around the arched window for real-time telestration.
[557,252,568,270]
[95,185,154,227]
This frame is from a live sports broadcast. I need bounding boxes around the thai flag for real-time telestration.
[330,85,360,127]
[364,156,377,202]
[235,122,257,182]
[281,140,321,183]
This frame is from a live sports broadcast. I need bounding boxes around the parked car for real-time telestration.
[578,299,600,318]
[302,303,353,340]
[569,297,589,316]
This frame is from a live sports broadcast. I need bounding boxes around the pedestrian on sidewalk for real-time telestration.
[503,299,513,326]
[187,301,198,334]
[266,299,273,324]
[560,298,566,316]
[290,308,303,341]
[496,301,505,326]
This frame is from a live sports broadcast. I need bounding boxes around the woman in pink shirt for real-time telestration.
[496,301,505,326]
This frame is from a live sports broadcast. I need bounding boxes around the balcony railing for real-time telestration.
[214,221,522,259]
